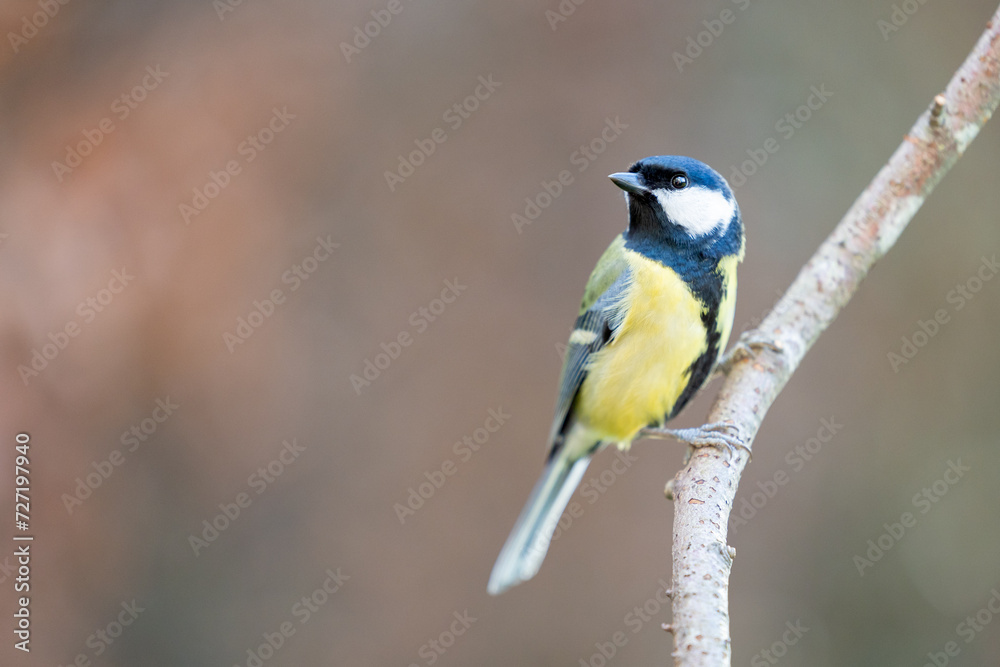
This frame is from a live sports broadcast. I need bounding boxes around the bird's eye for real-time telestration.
[671,174,689,189]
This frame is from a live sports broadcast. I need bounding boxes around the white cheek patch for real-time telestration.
[653,185,735,237]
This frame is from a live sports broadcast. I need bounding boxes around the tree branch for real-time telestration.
[666,7,1000,665]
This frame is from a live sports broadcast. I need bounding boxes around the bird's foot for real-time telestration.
[641,421,752,462]
[714,331,783,377]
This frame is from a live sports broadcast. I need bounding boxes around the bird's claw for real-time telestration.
[642,421,752,462]
[714,331,783,376]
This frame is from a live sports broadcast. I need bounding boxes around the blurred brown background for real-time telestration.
[1,1,999,665]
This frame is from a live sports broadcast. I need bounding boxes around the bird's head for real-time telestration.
[609,156,741,254]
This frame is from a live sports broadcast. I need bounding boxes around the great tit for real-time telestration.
[488,155,745,595]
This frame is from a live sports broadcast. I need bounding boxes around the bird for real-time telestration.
[487,155,746,595]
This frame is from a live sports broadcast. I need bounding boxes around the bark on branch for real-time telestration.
[667,8,1000,665]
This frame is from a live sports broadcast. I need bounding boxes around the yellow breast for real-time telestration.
[575,251,710,443]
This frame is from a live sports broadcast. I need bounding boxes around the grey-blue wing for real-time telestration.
[546,270,632,456]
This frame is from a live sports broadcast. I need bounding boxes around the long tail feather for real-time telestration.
[487,453,592,595]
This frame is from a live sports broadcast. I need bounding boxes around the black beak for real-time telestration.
[608,172,648,195]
